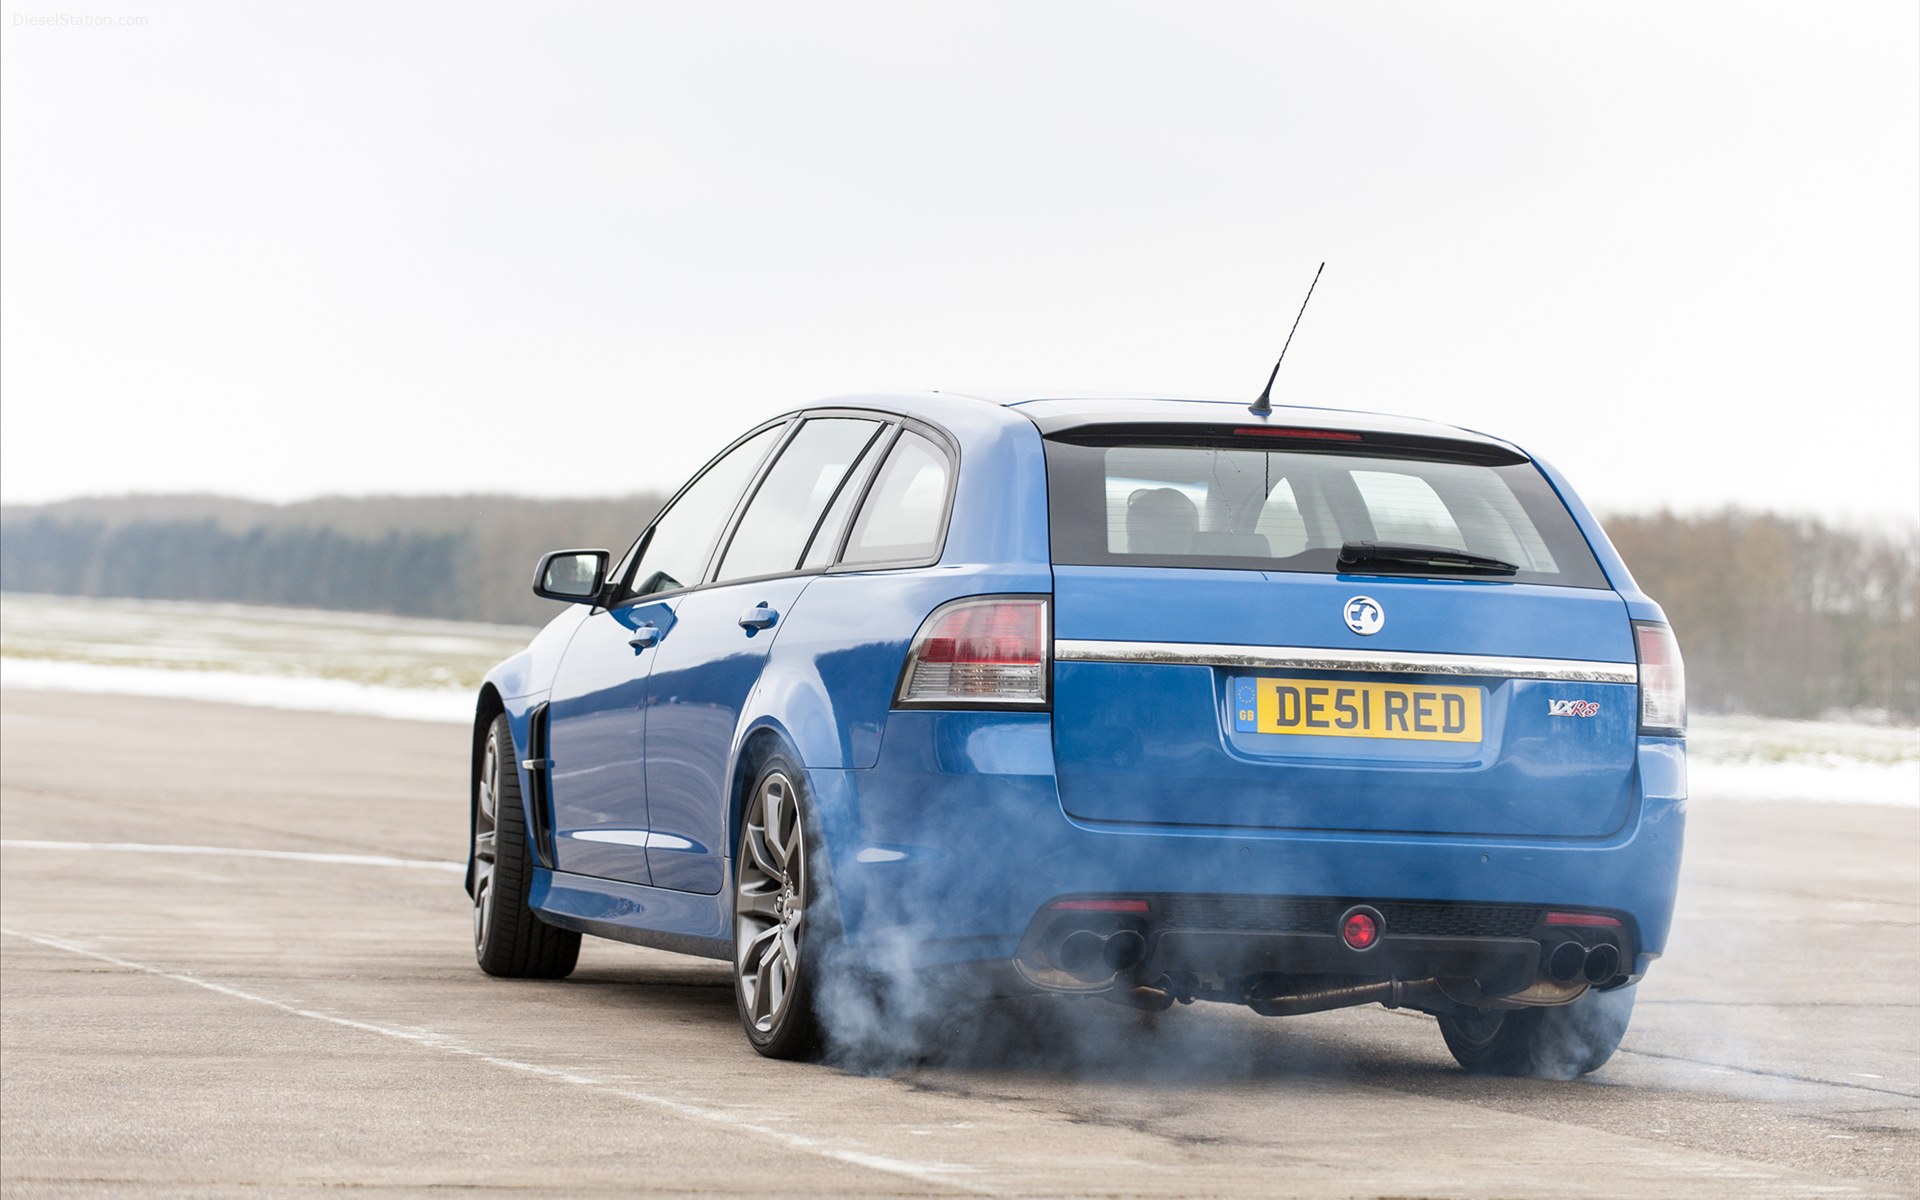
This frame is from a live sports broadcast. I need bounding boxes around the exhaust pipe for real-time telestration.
[1102,929,1146,973]
[1103,983,1175,1012]
[1053,927,1148,982]
[1582,943,1620,984]
[1056,930,1107,979]
[1247,977,1442,1017]
[1546,940,1588,983]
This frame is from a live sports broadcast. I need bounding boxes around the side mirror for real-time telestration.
[532,549,610,604]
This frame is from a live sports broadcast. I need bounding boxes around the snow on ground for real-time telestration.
[1687,714,1919,807]
[0,593,534,690]
[1,657,474,724]
[3,593,1914,806]
[0,593,508,723]
[1689,758,1917,807]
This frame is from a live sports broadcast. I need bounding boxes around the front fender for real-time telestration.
[484,604,591,699]
[467,606,589,896]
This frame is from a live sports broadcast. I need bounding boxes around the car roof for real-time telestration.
[810,390,1519,453]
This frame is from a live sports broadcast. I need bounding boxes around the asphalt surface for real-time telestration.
[1,687,1914,1198]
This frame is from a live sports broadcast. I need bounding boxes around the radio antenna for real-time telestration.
[1250,261,1325,416]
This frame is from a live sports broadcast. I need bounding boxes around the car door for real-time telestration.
[544,421,786,884]
[640,415,888,893]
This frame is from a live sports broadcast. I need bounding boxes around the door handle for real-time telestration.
[737,603,778,631]
[628,622,660,649]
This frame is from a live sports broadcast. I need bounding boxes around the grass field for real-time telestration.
[0,592,533,691]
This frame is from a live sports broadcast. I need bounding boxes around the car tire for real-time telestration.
[1438,984,1635,1078]
[733,754,831,1060]
[473,713,581,979]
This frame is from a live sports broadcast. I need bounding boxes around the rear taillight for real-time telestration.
[1634,620,1686,736]
[895,596,1049,707]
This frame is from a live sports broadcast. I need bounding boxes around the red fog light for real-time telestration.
[1340,907,1381,950]
[1545,911,1622,928]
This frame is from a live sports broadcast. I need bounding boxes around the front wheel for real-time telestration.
[733,755,829,1059]
[472,714,580,979]
[1438,984,1636,1078]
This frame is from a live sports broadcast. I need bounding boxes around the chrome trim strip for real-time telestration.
[569,829,698,851]
[1054,639,1638,684]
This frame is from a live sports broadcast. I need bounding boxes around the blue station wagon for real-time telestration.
[466,392,1686,1076]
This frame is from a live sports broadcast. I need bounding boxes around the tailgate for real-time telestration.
[1050,568,1639,837]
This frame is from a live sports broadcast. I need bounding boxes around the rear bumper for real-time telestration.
[807,711,1686,983]
[1147,929,1546,992]
[1010,895,1636,1001]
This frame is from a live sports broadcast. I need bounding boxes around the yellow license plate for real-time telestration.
[1236,678,1482,742]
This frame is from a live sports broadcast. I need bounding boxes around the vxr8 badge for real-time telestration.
[1548,699,1602,718]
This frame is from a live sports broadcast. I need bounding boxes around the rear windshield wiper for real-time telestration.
[1337,541,1519,576]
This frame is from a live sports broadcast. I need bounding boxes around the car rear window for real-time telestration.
[1043,431,1607,587]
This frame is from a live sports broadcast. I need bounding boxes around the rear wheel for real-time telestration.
[473,714,580,979]
[733,756,828,1059]
[1438,984,1635,1078]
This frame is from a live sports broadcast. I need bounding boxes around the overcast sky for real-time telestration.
[3,2,1915,521]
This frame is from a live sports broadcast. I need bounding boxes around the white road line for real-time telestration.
[0,927,1000,1197]
[0,839,465,873]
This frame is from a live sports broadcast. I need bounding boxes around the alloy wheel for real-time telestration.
[472,730,500,952]
[735,770,807,1034]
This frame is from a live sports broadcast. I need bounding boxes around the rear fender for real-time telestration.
[724,715,805,870]
[751,567,1055,770]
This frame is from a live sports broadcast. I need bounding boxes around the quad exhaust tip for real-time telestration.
[1546,939,1623,985]
[1547,940,1588,983]
[1103,929,1146,973]
[1583,942,1620,984]
[1053,927,1148,981]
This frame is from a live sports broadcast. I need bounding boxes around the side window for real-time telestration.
[799,428,888,570]
[627,424,782,598]
[716,418,883,582]
[840,431,951,566]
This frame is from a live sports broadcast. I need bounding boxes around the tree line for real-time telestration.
[0,493,663,627]
[2,497,1914,719]
[1604,511,1917,721]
